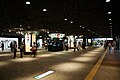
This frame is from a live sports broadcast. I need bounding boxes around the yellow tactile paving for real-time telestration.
[85,48,108,80]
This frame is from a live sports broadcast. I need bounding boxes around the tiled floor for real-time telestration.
[0,47,119,80]
[94,48,120,80]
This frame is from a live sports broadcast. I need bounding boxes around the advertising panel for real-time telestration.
[67,35,74,48]
[25,33,31,52]
[0,37,18,50]
[37,39,43,49]
[49,33,65,38]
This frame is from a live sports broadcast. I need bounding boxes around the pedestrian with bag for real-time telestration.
[31,42,37,57]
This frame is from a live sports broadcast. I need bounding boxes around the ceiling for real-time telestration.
[112,0,120,36]
[0,0,118,37]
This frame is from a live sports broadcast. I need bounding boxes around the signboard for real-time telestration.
[0,37,18,50]
[49,33,65,38]
[25,33,31,52]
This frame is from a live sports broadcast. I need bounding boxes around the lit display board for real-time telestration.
[49,33,65,38]
[67,35,74,48]
[25,33,31,52]
[0,37,18,50]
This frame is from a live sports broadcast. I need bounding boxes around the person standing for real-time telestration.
[1,42,4,51]
[31,42,37,57]
[65,42,68,51]
[20,42,24,58]
[13,41,17,58]
[73,41,76,52]
[10,42,13,51]
[82,41,86,49]
[108,42,112,50]
[77,41,81,51]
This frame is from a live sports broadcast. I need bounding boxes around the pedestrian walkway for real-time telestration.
[0,49,12,53]
[93,47,120,80]
[0,46,103,80]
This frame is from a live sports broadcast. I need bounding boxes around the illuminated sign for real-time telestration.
[32,34,36,45]
[88,39,91,43]
[49,33,65,38]
[0,37,18,50]
[92,38,113,40]
[25,33,31,52]
[106,38,113,40]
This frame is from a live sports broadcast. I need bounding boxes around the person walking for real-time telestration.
[20,42,24,58]
[13,41,17,58]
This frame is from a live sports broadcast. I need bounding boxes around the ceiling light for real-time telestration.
[87,29,90,31]
[64,18,67,21]
[28,26,30,28]
[43,9,47,12]
[70,21,73,23]
[108,12,111,14]
[26,1,30,4]
[82,27,85,29]
[106,0,110,2]
[20,25,22,27]
[80,25,82,27]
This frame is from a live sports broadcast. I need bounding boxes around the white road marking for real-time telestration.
[34,70,54,79]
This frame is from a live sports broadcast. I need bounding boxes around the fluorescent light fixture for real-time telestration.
[34,70,54,79]
[43,9,47,11]
[26,1,30,4]
[106,0,110,2]
[64,18,67,21]
[110,23,112,24]
[110,26,112,27]
[109,19,112,20]
[87,29,90,31]
[82,27,85,29]
[28,26,30,28]
[106,38,113,40]
[108,12,111,14]
[70,21,73,23]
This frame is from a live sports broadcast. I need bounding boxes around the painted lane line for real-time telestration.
[85,48,108,80]
[34,70,54,79]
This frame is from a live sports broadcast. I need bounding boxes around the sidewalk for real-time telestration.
[0,49,13,53]
[93,48,120,80]
[0,46,103,80]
